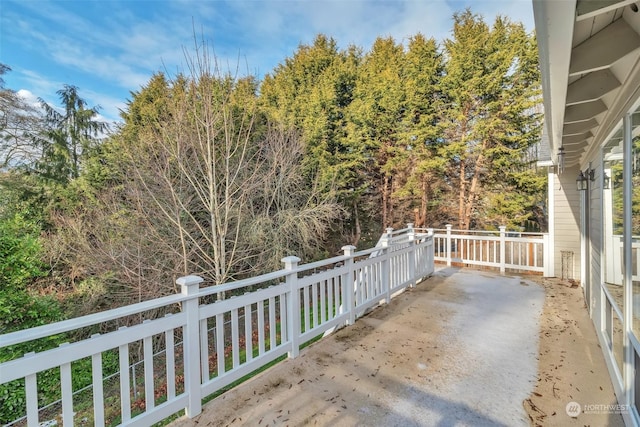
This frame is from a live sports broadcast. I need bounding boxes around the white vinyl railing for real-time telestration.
[0,225,434,427]
[427,224,550,276]
[607,235,640,285]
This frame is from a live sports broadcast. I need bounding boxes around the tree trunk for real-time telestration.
[419,177,428,227]
[352,202,361,246]
[463,152,486,231]
[382,175,390,228]
[413,176,429,228]
[458,160,466,230]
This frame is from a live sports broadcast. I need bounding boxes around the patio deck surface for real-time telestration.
[170,267,622,427]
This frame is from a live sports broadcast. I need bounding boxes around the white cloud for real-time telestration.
[16,89,40,108]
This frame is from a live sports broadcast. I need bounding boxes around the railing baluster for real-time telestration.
[216,313,225,375]
[279,293,287,346]
[355,265,363,308]
[334,276,340,315]
[25,369,38,427]
[269,296,276,350]
[258,300,265,355]
[231,309,240,368]
[165,326,176,399]
[142,329,154,411]
[60,354,74,426]
[312,282,318,328]
[304,284,311,331]
[325,279,333,321]
[244,304,253,362]
[92,345,105,427]
[118,338,131,423]
[200,318,209,381]
[320,280,328,323]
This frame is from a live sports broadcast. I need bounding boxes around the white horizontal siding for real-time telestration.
[554,166,582,280]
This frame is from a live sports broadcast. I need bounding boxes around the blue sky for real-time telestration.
[1,0,534,123]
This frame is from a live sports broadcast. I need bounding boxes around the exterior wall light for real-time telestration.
[557,146,565,174]
[603,172,610,189]
[588,168,595,181]
[577,170,588,191]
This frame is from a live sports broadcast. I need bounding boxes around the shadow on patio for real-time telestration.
[170,267,621,426]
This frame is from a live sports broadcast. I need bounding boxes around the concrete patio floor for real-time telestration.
[170,267,623,426]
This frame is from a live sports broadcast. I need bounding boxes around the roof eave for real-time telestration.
[533,0,577,163]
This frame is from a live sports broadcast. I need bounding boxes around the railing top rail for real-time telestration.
[425,228,547,237]
[0,293,187,348]
[388,228,410,236]
[196,268,292,298]
[428,229,500,235]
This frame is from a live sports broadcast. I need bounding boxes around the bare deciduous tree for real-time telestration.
[46,43,342,310]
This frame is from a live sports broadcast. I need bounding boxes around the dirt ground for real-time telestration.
[523,277,625,427]
[170,269,624,427]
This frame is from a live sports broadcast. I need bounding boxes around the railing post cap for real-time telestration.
[281,255,301,269]
[176,275,204,287]
[386,227,394,233]
[177,275,204,295]
[407,223,414,229]
[499,225,506,231]
[446,224,452,228]
[342,245,357,255]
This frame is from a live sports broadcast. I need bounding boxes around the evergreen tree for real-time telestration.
[260,35,367,246]
[388,34,445,228]
[440,10,542,230]
[35,85,109,184]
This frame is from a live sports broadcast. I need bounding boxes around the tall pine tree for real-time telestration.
[440,10,542,230]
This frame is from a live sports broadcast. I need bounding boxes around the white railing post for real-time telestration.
[383,228,393,302]
[543,233,551,277]
[427,228,435,275]
[499,226,506,273]
[282,256,301,359]
[446,224,452,267]
[342,245,357,325]
[177,275,204,418]
[407,223,416,287]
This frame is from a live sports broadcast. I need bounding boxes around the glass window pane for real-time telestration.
[604,125,624,311]
[631,105,640,337]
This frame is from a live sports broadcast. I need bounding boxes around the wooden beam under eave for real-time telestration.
[566,69,621,105]
[563,132,593,145]
[576,0,637,21]
[564,99,607,123]
[565,149,586,159]
[569,18,640,76]
[563,118,599,135]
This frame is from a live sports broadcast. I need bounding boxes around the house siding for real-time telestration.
[589,160,603,323]
[554,165,582,280]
